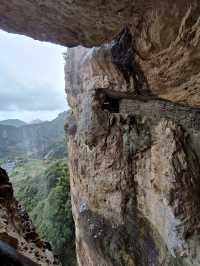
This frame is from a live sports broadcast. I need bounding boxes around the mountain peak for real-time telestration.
[0,119,27,127]
[29,119,44,125]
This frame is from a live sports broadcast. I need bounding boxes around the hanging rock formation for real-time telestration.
[0,0,200,265]
[0,0,135,47]
[65,11,200,266]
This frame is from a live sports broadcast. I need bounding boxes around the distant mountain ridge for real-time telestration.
[0,111,68,159]
[29,119,44,125]
[0,119,27,127]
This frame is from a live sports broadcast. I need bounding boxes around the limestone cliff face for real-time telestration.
[0,168,60,266]
[65,17,200,266]
[1,1,200,265]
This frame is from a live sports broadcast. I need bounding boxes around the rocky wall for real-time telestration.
[0,1,200,265]
[0,167,60,266]
[65,26,200,266]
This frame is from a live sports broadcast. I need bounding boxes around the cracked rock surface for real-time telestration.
[0,168,60,266]
[65,31,200,265]
[1,1,200,265]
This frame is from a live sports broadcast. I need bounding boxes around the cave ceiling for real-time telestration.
[0,0,200,107]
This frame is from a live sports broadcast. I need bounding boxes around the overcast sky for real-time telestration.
[0,30,68,122]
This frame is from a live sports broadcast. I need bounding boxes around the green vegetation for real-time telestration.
[10,159,47,189]
[32,164,76,266]
[11,159,76,266]
[0,112,76,265]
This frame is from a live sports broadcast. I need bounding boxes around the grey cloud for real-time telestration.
[0,82,67,112]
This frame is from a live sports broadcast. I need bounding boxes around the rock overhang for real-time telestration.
[1,1,200,107]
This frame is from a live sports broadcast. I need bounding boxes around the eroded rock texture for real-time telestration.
[0,0,134,47]
[65,30,200,266]
[0,168,59,266]
[1,1,200,266]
